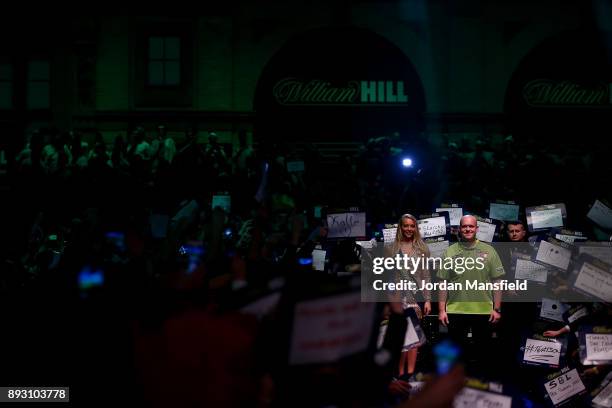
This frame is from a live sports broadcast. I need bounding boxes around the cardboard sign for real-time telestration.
[540,298,569,322]
[289,292,376,365]
[531,208,564,230]
[476,219,496,243]
[454,387,512,408]
[312,249,327,271]
[527,204,566,232]
[588,200,612,230]
[579,244,612,266]
[327,212,366,238]
[523,338,562,366]
[555,234,579,243]
[567,306,589,324]
[535,241,571,271]
[574,263,612,302]
[586,334,612,362]
[356,240,375,249]
[436,207,463,226]
[417,216,447,239]
[489,202,520,222]
[592,375,612,407]
[515,258,549,283]
[383,228,397,242]
[544,368,585,406]
[427,239,450,258]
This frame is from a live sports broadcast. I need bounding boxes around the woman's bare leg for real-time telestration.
[407,347,418,375]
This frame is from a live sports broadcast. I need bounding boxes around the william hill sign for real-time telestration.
[272,78,409,105]
[522,79,611,107]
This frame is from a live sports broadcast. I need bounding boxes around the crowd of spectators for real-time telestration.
[0,124,610,406]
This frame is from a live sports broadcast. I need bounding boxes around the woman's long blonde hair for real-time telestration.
[391,213,430,257]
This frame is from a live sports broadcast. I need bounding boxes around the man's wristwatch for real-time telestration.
[493,307,501,314]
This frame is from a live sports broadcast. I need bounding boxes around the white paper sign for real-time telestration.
[531,208,563,230]
[535,241,571,270]
[540,298,569,322]
[418,216,446,238]
[383,228,397,242]
[240,292,282,320]
[312,249,326,271]
[579,245,612,266]
[327,212,366,238]
[555,234,578,243]
[476,220,496,243]
[574,263,612,302]
[516,259,549,283]
[588,200,612,230]
[287,161,305,172]
[356,240,375,249]
[428,240,450,258]
[436,207,463,226]
[403,316,420,348]
[567,307,588,324]
[454,387,512,408]
[593,378,612,407]
[289,293,376,365]
[586,334,612,361]
[489,203,520,222]
[523,338,562,365]
[544,369,585,406]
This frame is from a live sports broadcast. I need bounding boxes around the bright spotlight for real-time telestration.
[402,158,413,168]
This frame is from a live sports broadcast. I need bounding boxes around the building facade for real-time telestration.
[0,2,609,153]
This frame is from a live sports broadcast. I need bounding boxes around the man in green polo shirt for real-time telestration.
[437,215,505,351]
